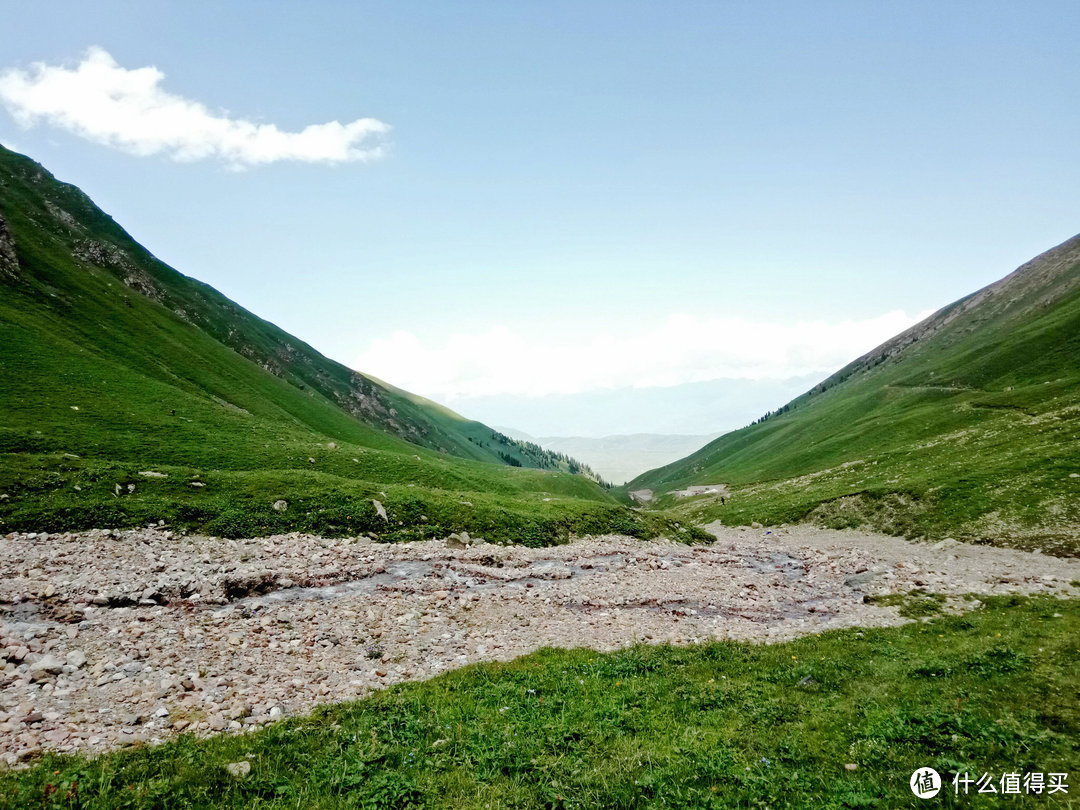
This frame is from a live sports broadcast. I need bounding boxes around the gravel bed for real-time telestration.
[1,523,1078,764]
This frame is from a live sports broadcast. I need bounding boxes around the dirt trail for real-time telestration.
[1,524,1078,763]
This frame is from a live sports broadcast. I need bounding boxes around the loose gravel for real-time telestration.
[1,523,1078,764]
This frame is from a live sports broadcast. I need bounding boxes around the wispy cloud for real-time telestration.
[354,309,934,399]
[0,47,389,167]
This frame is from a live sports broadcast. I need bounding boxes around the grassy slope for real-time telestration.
[3,595,1076,808]
[624,235,1080,553]
[0,147,672,543]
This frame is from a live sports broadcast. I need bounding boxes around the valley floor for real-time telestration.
[1,525,1079,764]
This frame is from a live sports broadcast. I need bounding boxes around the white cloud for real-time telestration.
[0,47,389,167]
[354,309,934,399]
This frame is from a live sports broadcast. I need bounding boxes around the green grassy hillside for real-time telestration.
[0,146,679,543]
[624,235,1080,553]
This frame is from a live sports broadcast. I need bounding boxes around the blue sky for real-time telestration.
[2,1,1078,433]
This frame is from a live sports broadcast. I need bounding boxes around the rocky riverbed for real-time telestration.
[2,523,1078,764]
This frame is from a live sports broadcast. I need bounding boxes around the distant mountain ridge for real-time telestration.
[625,233,1080,554]
[448,375,821,437]
[499,429,720,485]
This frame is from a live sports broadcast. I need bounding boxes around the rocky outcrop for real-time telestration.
[72,239,164,302]
[0,211,18,280]
[340,371,429,445]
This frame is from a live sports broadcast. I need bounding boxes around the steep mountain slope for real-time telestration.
[0,145,584,470]
[0,146,687,543]
[625,235,1080,553]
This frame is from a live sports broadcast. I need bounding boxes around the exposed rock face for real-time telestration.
[341,371,428,445]
[73,239,164,302]
[0,211,18,280]
[44,200,78,229]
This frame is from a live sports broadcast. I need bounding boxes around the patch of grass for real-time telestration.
[3,596,1077,808]
[866,589,947,618]
[0,452,707,545]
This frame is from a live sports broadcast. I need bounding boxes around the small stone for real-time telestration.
[43,729,69,745]
[225,761,251,778]
[66,650,87,669]
[228,702,249,720]
[845,763,858,771]
[272,499,288,512]
[268,706,283,720]
[30,655,65,677]
[373,499,388,522]
[845,571,878,588]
